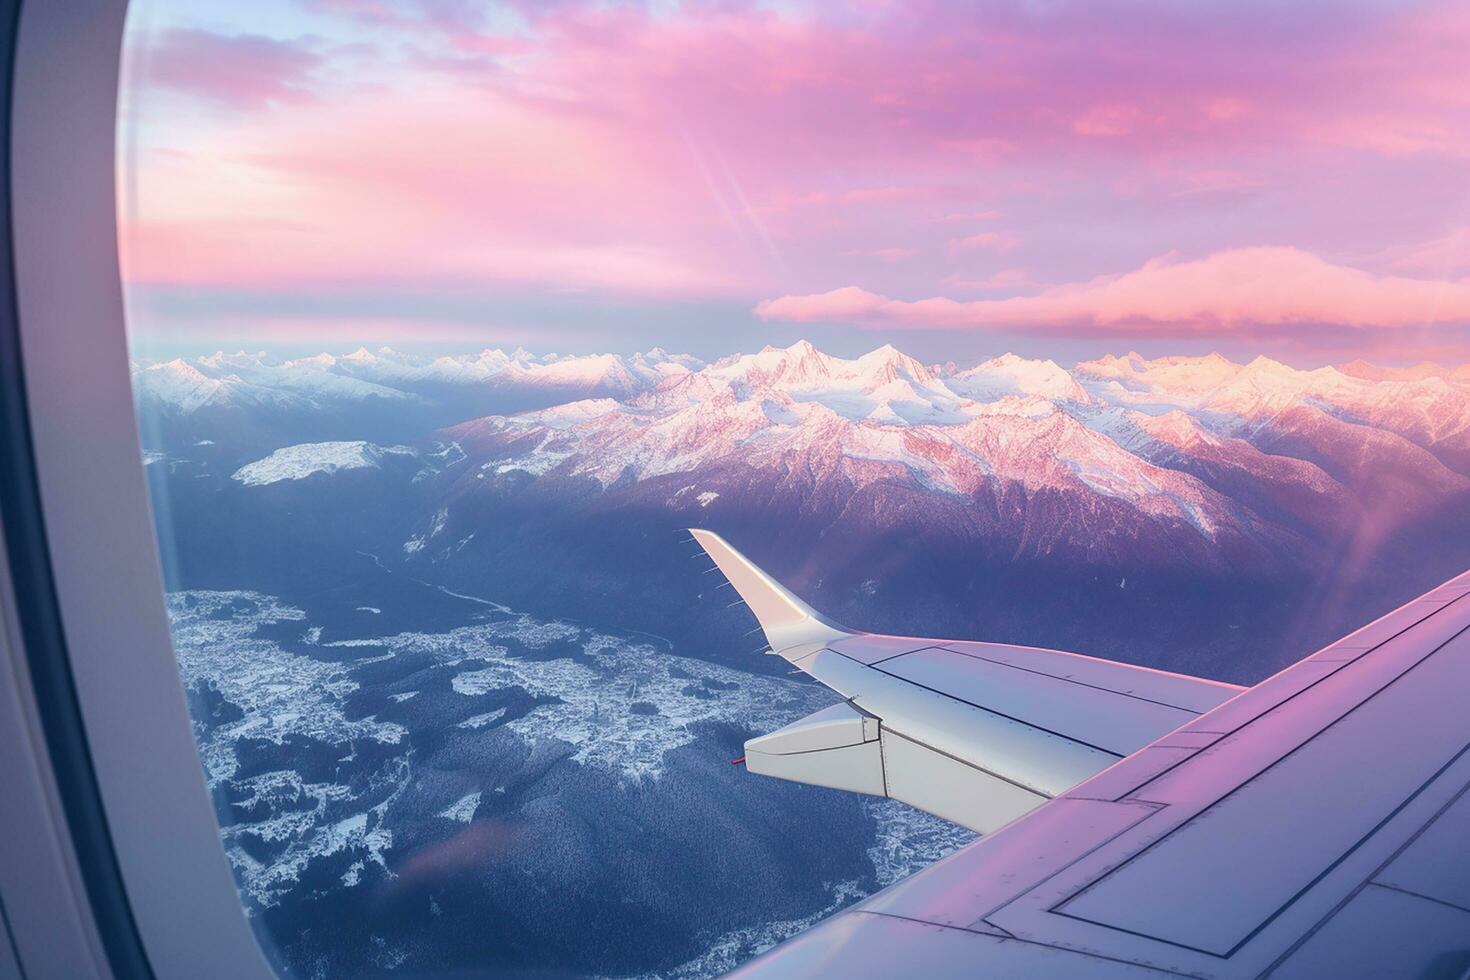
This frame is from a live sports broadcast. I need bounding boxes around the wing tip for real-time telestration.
[688,528,850,654]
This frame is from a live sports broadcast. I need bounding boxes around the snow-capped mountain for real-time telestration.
[944,352,1094,405]
[396,340,1470,673]
[1075,351,1470,474]
[132,346,705,456]
[141,345,702,407]
[443,341,1468,552]
[138,340,1470,484]
[132,357,321,415]
[453,380,1267,548]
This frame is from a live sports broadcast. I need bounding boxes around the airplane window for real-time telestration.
[116,1,1470,977]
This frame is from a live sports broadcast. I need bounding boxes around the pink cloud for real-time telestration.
[1311,117,1464,157]
[136,29,323,109]
[1173,169,1267,196]
[951,231,1018,253]
[755,247,1470,333]
[120,75,738,294]
[940,210,1003,223]
[301,0,487,34]
[1384,227,1470,276]
[840,247,916,262]
[1072,104,1164,138]
[942,268,1032,291]
[1204,97,1252,122]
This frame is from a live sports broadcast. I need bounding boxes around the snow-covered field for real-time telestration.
[382,619,825,780]
[167,587,974,974]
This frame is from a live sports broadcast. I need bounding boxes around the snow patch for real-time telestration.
[232,441,414,487]
[438,792,482,824]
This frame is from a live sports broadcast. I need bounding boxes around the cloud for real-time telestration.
[1173,169,1266,196]
[840,247,916,261]
[755,247,1470,333]
[1072,103,1162,138]
[119,75,738,296]
[137,29,324,109]
[1383,227,1470,276]
[942,268,1032,291]
[940,210,1003,223]
[951,231,1018,252]
[301,0,488,33]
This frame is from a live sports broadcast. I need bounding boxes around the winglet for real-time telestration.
[689,528,851,659]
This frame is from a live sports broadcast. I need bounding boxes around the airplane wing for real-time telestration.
[691,528,1242,833]
[710,545,1470,978]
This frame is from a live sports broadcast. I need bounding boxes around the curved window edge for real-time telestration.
[4,2,280,977]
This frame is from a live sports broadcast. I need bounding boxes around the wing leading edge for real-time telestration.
[726,560,1470,979]
[689,529,1243,833]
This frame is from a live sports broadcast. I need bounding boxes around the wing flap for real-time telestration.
[744,701,887,796]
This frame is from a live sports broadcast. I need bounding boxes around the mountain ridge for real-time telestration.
[143,339,1470,690]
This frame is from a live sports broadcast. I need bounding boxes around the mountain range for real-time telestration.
[428,341,1466,556]
[136,341,1470,685]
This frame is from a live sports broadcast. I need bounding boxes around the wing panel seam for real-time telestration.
[1051,711,1470,959]
[1258,773,1470,976]
[869,665,1129,758]
[938,644,1232,714]
[1081,595,1470,815]
[850,910,1197,976]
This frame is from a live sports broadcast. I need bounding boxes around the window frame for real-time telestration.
[2,2,280,977]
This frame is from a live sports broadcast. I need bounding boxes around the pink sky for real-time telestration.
[118,0,1470,361]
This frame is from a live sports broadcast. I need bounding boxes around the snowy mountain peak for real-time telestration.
[716,339,839,387]
[284,352,342,371]
[1075,351,1245,397]
[521,352,640,390]
[1139,409,1219,448]
[949,352,1092,404]
[854,343,936,386]
[131,358,236,414]
[1240,354,1295,378]
[158,357,210,379]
